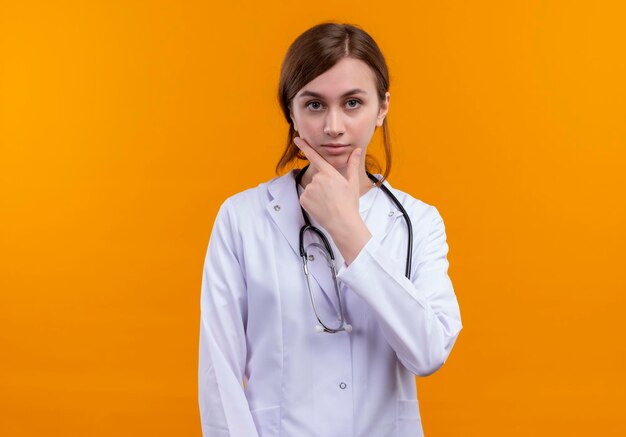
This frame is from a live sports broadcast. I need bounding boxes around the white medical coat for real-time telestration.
[198,169,462,437]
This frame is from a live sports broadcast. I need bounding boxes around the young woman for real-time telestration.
[198,22,462,437]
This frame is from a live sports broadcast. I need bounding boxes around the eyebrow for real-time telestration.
[297,88,368,99]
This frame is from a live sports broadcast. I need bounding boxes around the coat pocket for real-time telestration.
[396,399,423,437]
[250,405,280,437]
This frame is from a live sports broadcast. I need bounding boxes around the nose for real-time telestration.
[323,107,345,136]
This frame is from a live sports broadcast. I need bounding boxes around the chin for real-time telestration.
[326,159,351,172]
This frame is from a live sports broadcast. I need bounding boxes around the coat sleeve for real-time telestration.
[336,204,463,376]
[198,198,259,436]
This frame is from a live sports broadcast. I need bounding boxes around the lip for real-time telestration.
[321,143,350,156]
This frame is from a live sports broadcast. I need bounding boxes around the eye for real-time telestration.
[306,101,323,111]
[346,99,362,109]
[305,99,363,111]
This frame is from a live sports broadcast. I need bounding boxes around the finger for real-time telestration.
[347,147,362,184]
[293,137,336,174]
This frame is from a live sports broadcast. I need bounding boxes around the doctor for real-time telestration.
[198,22,462,437]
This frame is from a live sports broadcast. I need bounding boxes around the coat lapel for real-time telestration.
[364,178,405,246]
[265,169,304,261]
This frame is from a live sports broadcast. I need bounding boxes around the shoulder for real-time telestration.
[379,178,450,263]
[380,177,443,226]
[216,171,292,218]
[377,177,449,257]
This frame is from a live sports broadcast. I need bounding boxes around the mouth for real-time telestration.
[321,143,351,155]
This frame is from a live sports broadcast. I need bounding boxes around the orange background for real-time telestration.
[1,1,625,435]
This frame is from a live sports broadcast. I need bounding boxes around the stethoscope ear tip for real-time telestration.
[345,324,353,333]
[314,325,325,333]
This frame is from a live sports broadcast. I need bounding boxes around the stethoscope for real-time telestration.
[295,164,413,334]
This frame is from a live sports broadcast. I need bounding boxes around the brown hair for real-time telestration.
[275,22,392,187]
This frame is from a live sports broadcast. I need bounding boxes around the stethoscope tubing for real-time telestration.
[295,164,413,333]
[366,172,413,279]
[296,164,413,280]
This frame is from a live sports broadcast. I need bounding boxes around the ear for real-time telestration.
[289,107,298,132]
[376,92,390,127]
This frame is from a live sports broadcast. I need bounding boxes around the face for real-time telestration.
[289,57,390,172]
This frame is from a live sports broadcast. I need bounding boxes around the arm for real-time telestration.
[336,205,463,376]
[198,199,259,436]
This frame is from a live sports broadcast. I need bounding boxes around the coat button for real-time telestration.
[274,205,281,211]
[308,254,315,261]
[339,382,347,389]
[388,210,394,217]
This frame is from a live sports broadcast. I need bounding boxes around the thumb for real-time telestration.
[347,147,363,183]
